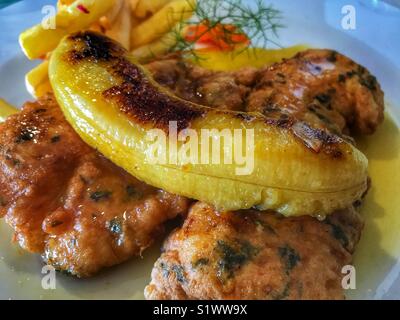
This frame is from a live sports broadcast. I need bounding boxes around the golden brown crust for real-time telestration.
[146,49,384,136]
[145,202,364,300]
[246,49,384,135]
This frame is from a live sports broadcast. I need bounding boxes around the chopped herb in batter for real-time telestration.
[338,74,346,83]
[15,128,36,143]
[315,93,331,104]
[159,262,187,283]
[359,74,377,91]
[278,245,300,274]
[0,196,6,207]
[327,51,337,62]
[216,239,259,280]
[107,217,122,235]
[326,221,349,249]
[172,265,187,284]
[51,135,61,143]
[192,258,209,268]
[255,219,276,234]
[272,282,291,300]
[126,185,143,200]
[90,190,111,202]
[160,262,170,278]
[59,269,73,276]
[50,220,63,228]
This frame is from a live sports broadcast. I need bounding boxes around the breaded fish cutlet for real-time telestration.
[145,202,363,300]
[0,95,189,277]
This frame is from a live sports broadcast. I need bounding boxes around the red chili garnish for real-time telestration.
[184,21,250,51]
[77,4,90,14]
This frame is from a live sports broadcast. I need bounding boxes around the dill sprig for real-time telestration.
[169,0,284,59]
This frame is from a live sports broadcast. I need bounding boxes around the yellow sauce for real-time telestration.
[349,112,400,298]
[193,45,308,71]
[195,47,400,298]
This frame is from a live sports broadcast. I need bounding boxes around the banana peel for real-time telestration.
[49,31,369,217]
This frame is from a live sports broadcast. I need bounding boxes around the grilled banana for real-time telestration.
[49,31,368,217]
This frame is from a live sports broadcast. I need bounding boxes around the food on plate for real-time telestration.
[145,202,363,300]
[0,95,189,277]
[0,0,391,301]
[50,31,370,217]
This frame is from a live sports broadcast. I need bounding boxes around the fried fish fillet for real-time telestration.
[145,202,363,300]
[0,95,189,277]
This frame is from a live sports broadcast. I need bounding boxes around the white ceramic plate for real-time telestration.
[0,0,399,300]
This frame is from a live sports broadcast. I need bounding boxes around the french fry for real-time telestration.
[129,0,140,12]
[106,0,125,24]
[134,0,171,18]
[20,28,68,60]
[0,98,18,122]
[131,30,177,61]
[106,0,132,49]
[130,0,195,49]
[57,0,75,9]
[34,81,53,98]
[25,61,52,98]
[20,0,116,59]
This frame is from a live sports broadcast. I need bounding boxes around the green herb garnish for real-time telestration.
[169,0,284,60]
